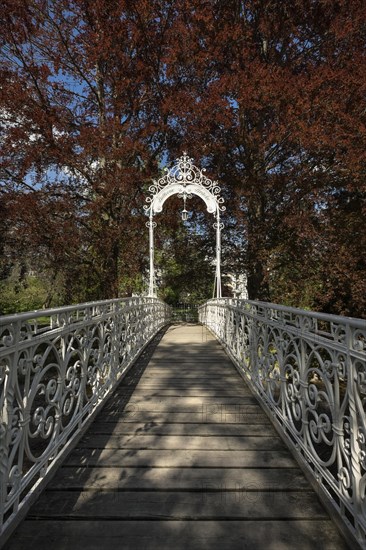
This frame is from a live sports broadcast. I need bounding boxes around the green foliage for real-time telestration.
[119,273,146,297]
[156,223,216,306]
[0,265,64,315]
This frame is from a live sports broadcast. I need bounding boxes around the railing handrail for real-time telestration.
[0,296,162,325]
[199,297,366,329]
[0,296,171,545]
[199,298,366,549]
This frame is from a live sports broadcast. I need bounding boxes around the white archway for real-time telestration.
[144,153,225,298]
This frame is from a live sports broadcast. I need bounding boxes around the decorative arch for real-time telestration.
[144,153,225,298]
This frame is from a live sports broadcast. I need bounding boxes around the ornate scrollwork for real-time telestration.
[0,297,171,537]
[0,326,15,348]
[144,154,225,298]
[199,298,366,542]
[144,153,225,214]
[145,220,157,229]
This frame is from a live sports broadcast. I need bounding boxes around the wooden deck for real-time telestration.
[7,325,349,549]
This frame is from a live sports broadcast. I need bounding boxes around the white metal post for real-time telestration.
[215,208,222,299]
[148,209,156,297]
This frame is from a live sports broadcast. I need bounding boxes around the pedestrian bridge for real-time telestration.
[1,298,365,549]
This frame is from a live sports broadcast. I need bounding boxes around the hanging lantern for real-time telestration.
[181,193,188,221]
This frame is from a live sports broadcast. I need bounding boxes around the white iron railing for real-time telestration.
[199,298,366,547]
[0,297,171,541]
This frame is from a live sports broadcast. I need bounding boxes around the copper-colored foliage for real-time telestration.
[0,1,365,316]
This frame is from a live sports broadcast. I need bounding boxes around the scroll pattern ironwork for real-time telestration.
[199,298,366,546]
[0,297,170,539]
[144,152,225,214]
[144,153,225,298]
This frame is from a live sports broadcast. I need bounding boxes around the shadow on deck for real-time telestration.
[6,325,350,550]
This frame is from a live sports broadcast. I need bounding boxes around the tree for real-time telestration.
[0,0,177,301]
[161,0,366,315]
[1,0,365,316]
[153,195,218,304]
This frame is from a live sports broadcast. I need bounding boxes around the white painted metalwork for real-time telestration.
[199,298,366,547]
[144,153,225,298]
[0,297,170,543]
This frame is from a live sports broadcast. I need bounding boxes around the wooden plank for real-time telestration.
[138,373,240,380]
[114,388,251,397]
[5,520,350,550]
[65,448,298,468]
[88,421,276,436]
[128,383,247,391]
[78,434,285,451]
[103,397,258,413]
[102,404,262,415]
[149,360,233,364]
[27,489,330,520]
[145,364,236,370]
[141,374,239,387]
[48,466,312,492]
[106,396,258,406]
[96,411,272,424]
[96,411,269,423]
